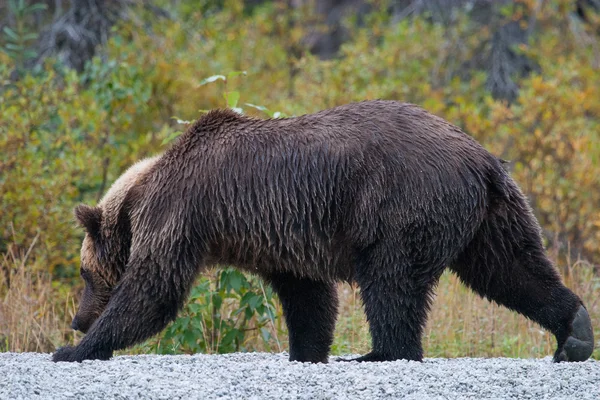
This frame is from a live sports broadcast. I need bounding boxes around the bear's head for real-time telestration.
[71,157,158,333]
[72,204,113,333]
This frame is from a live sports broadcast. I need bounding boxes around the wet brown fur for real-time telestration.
[55,100,593,363]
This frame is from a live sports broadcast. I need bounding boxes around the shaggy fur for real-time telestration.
[54,100,593,363]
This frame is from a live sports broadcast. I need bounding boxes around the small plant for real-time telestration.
[198,70,248,114]
[149,268,281,355]
[163,70,287,145]
[1,0,47,70]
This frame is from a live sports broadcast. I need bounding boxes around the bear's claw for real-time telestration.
[554,305,594,362]
[52,345,113,362]
[52,346,80,363]
[336,352,387,362]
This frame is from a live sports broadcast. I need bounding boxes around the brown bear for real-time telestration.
[53,100,594,363]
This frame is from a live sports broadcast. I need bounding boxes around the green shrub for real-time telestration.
[145,269,280,355]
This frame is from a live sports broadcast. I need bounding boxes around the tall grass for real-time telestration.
[0,233,76,353]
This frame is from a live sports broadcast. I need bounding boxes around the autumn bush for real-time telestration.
[1,0,598,357]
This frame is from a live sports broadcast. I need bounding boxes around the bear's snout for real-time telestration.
[71,318,79,331]
[71,317,88,333]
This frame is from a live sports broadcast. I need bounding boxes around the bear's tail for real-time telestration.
[448,158,593,361]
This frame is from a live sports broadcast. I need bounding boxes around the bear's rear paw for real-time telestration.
[554,305,594,362]
[337,351,422,362]
[52,345,113,363]
[288,353,329,363]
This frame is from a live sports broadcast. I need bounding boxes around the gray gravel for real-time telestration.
[1,352,599,400]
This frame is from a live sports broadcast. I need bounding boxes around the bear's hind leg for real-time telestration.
[449,204,594,362]
[266,273,338,363]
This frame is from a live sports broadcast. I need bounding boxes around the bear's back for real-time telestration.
[147,100,504,279]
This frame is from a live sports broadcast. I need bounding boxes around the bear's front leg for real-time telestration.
[53,252,193,362]
[52,305,122,362]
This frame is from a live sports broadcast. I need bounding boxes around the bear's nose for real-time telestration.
[71,318,80,331]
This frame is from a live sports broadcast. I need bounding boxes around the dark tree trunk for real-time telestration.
[295,0,537,102]
[36,0,129,72]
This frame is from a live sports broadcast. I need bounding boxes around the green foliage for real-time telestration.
[148,269,279,354]
[163,70,286,145]
[196,70,287,117]
[0,56,157,276]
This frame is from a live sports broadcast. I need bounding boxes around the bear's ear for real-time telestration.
[74,204,102,238]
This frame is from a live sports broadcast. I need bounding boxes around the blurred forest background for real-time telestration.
[1,0,599,359]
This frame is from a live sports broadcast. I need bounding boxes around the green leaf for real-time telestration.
[226,70,247,79]
[240,292,253,308]
[161,130,183,145]
[5,43,24,50]
[232,306,245,316]
[21,33,39,41]
[163,327,177,340]
[8,0,17,14]
[190,319,204,332]
[183,331,197,347]
[0,48,17,57]
[180,316,190,330]
[25,3,48,13]
[221,329,239,348]
[227,270,244,292]
[245,103,268,112]
[187,286,204,302]
[188,303,202,315]
[198,75,226,86]
[241,293,263,312]
[264,307,275,320]
[3,27,19,41]
[260,327,272,342]
[226,91,240,108]
[23,50,37,60]
[212,293,223,310]
[248,294,262,310]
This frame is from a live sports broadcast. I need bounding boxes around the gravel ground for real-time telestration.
[1,352,599,400]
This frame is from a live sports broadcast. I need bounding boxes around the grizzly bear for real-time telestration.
[53,100,594,363]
